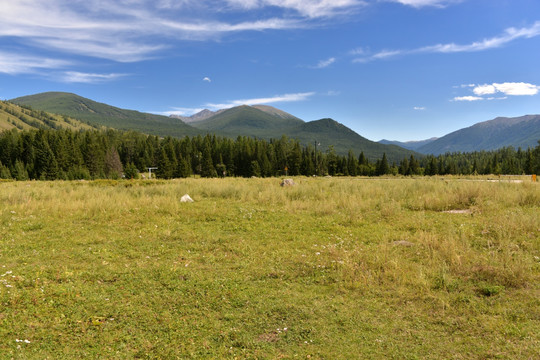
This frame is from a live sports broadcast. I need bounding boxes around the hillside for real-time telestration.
[11,92,418,161]
[379,138,438,151]
[194,106,419,161]
[0,100,97,132]
[288,118,419,162]
[191,105,304,137]
[418,115,540,155]
[12,92,202,138]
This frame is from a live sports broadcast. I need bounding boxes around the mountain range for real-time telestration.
[378,138,438,151]
[7,91,540,160]
[414,115,540,155]
[10,92,418,162]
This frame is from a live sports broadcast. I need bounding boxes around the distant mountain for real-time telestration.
[0,100,96,132]
[191,105,305,137]
[12,92,201,137]
[417,115,540,155]
[10,92,418,161]
[170,109,224,124]
[379,138,438,151]
[192,105,418,161]
[288,118,418,162]
[252,105,303,121]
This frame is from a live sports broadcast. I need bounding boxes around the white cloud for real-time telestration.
[473,84,496,96]
[413,106,426,110]
[493,82,539,96]
[311,57,336,69]
[0,51,70,75]
[59,71,127,84]
[388,0,462,8]
[0,0,361,64]
[205,91,315,110]
[225,0,364,18]
[203,77,211,82]
[352,21,540,62]
[473,82,539,96]
[160,107,206,116]
[353,49,403,63]
[453,96,483,102]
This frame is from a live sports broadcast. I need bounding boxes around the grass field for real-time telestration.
[1,177,539,359]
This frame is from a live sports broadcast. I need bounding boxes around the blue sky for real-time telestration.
[1,0,539,141]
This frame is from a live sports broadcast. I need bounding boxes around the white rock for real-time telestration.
[180,194,194,203]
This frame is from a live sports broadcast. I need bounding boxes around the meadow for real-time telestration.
[0,177,539,359]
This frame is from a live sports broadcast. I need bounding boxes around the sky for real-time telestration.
[1,0,539,141]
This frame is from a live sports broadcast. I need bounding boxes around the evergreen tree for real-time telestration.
[124,162,140,179]
[156,147,173,179]
[200,143,217,178]
[12,160,29,180]
[347,150,358,176]
[376,153,390,176]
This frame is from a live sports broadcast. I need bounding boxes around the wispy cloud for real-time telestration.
[59,71,127,84]
[353,21,540,62]
[203,77,212,82]
[387,0,463,8]
[413,106,426,110]
[160,107,206,117]
[224,0,365,18]
[205,91,315,110]
[310,57,336,69]
[452,96,483,102]
[0,0,362,64]
[0,51,70,75]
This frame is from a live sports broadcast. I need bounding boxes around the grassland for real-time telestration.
[0,177,538,359]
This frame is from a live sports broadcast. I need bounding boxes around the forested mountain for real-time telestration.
[287,118,419,162]
[190,105,304,136]
[379,138,438,151]
[12,92,202,138]
[11,92,418,162]
[189,107,419,161]
[417,115,540,155]
[0,101,96,132]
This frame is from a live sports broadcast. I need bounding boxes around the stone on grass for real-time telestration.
[180,194,194,203]
[392,240,415,247]
[280,179,295,187]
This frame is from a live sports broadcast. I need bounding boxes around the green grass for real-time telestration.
[1,177,539,358]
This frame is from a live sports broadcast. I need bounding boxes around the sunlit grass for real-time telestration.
[1,177,538,358]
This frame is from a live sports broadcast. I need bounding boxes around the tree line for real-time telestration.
[0,128,538,180]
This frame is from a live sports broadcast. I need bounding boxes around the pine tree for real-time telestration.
[376,153,390,176]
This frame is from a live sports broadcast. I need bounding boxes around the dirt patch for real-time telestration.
[257,332,280,343]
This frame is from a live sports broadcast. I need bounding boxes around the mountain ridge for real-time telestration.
[417,114,540,155]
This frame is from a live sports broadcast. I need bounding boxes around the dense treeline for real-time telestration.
[0,128,539,180]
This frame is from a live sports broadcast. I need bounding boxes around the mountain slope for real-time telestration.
[289,118,419,161]
[194,105,418,161]
[12,92,201,137]
[11,92,418,161]
[379,138,438,151]
[191,105,305,137]
[418,115,540,155]
[0,100,97,132]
